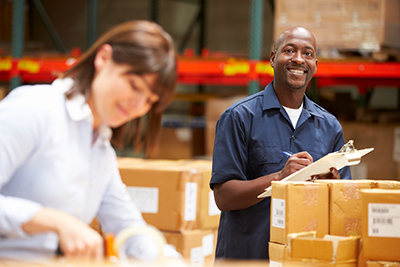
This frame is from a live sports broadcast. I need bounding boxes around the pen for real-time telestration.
[282,151,293,157]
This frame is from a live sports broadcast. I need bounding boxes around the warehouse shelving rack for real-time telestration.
[2,0,400,104]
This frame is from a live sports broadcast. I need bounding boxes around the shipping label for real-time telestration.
[368,203,400,238]
[185,182,198,221]
[272,198,285,229]
[126,186,159,214]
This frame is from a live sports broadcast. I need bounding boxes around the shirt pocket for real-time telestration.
[249,147,284,165]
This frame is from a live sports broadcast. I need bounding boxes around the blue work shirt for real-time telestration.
[210,81,351,260]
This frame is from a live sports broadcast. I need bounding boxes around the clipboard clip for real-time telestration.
[336,140,373,166]
[338,140,356,153]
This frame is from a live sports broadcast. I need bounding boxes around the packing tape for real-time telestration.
[303,183,318,206]
[344,182,359,200]
[113,225,166,264]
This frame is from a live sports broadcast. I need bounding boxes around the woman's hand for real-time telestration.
[22,207,104,261]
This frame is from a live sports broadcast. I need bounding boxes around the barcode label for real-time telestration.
[368,203,400,237]
[272,198,285,229]
[373,217,393,225]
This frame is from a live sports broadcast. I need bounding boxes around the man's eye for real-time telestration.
[305,52,313,57]
[285,49,294,53]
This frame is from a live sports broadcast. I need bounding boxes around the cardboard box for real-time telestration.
[181,160,221,229]
[342,123,400,181]
[269,242,289,266]
[289,235,360,266]
[315,180,373,236]
[148,127,193,160]
[118,158,219,232]
[163,229,217,267]
[360,189,400,262]
[274,0,400,51]
[270,181,329,245]
[366,261,400,267]
[372,180,400,189]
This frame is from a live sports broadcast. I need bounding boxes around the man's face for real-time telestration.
[270,28,318,91]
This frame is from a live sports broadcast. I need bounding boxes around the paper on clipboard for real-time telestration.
[257,147,374,198]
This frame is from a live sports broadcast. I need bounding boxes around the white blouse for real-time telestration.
[0,78,179,263]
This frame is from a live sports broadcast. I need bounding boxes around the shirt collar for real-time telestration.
[263,81,324,119]
[54,78,113,142]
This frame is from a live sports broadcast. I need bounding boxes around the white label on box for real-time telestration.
[202,233,214,257]
[190,246,204,267]
[208,191,221,216]
[185,182,197,221]
[272,198,285,229]
[368,203,400,238]
[394,127,400,162]
[126,186,158,214]
[269,260,282,267]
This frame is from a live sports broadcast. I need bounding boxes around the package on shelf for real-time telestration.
[315,180,374,236]
[162,229,217,267]
[269,242,289,267]
[117,157,220,232]
[148,127,193,160]
[274,0,400,52]
[288,234,360,266]
[360,189,400,262]
[342,122,400,181]
[270,181,329,245]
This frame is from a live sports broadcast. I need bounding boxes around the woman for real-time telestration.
[0,20,178,263]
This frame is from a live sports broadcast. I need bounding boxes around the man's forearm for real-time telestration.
[213,171,281,211]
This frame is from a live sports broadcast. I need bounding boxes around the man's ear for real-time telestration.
[314,59,318,75]
[270,51,276,68]
[94,44,113,72]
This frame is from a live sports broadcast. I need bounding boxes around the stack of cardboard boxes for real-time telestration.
[117,158,220,266]
[274,0,400,53]
[268,180,400,266]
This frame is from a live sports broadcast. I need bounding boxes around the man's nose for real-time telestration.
[291,51,305,64]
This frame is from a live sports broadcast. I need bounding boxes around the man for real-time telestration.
[210,27,351,260]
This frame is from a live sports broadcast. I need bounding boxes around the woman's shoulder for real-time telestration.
[7,82,66,110]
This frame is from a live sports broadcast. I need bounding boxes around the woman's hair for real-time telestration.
[62,20,177,156]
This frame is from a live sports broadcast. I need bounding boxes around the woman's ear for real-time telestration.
[94,44,113,72]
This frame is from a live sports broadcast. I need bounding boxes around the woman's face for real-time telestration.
[90,44,159,129]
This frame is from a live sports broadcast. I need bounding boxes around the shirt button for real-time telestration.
[81,181,87,187]
[292,135,295,140]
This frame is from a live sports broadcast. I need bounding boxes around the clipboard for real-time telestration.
[257,142,374,198]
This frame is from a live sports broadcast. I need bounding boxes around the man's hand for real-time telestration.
[22,207,104,262]
[278,151,313,181]
[311,167,340,180]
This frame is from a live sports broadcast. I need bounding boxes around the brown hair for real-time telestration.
[62,20,177,155]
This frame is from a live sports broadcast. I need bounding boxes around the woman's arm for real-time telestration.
[22,207,104,261]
